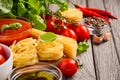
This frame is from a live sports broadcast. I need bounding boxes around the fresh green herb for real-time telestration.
[0,0,13,15]
[40,32,57,42]
[77,41,89,54]
[0,0,68,31]
[0,22,22,33]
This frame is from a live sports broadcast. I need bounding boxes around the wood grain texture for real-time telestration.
[48,0,120,80]
[104,0,120,60]
[65,0,96,80]
[88,0,120,80]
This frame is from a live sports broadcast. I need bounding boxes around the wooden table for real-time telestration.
[50,0,120,80]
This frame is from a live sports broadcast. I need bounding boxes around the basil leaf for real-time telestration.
[30,14,46,30]
[9,22,22,29]
[28,0,42,14]
[40,32,57,42]
[0,22,22,33]
[0,0,13,13]
[0,24,9,33]
[77,41,89,54]
[46,0,65,4]
[18,3,26,16]
[59,2,68,11]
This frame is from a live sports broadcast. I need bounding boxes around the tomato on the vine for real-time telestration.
[73,24,90,41]
[58,58,78,77]
[54,28,64,35]
[62,28,78,40]
[46,19,55,32]
[0,54,6,65]
[54,19,63,27]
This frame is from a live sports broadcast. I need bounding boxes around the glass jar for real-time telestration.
[8,63,62,80]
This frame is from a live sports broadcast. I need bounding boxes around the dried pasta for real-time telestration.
[10,38,39,67]
[61,8,83,23]
[36,40,64,61]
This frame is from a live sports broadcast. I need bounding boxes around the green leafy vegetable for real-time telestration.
[0,22,22,33]
[0,0,13,14]
[40,32,57,42]
[0,0,68,30]
[77,41,89,54]
[30,14,46,30]
[17,3,26,16]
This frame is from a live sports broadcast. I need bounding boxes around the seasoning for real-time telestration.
[74,4,110,23]
[84,17,108,36]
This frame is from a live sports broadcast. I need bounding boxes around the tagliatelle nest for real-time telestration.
[61,8,83,23]
[36,40,64,61]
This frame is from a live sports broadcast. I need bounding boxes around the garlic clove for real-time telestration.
[103,32,111,41]
[93,34,103,44]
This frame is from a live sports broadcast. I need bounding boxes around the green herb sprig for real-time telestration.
[0,22,22,33]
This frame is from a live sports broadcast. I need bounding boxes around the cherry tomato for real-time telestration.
[0,19,32,45]
[0,54,6,65]
[54,19,66,35]
[54,19,63,27]
[58,58,78,77]
[62,28,78,40]
[0,45,4,54]
[54,28,64,35]
[46,20,55,32]
[73,24,90,41]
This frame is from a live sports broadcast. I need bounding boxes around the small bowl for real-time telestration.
[0,43,13,80]
[8,63,62,80]
[0,18,32,45]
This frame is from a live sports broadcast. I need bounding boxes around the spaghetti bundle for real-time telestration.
[10,38,39,67]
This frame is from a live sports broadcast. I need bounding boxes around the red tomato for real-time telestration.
[0,54,6,65]
[0,45,4,54]
[73,24,90,41]
[62,28,78,40]
[46,20,55,32]
[0,19,32,45]
[58,58,78,77]
[54,28,64,35]
[54,20,63,27]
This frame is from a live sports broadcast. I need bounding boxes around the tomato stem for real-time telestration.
[76,59,83,68]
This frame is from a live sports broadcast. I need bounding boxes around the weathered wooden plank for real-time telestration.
[104,0,120,60]
[88,0,120,80]
[65,0,96,80]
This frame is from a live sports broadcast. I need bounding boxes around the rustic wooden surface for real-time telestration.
[50,0,120,80]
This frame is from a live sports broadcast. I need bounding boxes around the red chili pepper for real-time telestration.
[85,7,117,19]
[74,4,110,23]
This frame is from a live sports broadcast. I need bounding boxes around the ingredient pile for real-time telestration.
[0,0,117,79]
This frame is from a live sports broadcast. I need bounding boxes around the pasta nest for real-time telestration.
[61,8,83,23]
[10,38,38,67]
[36,40,64,61]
